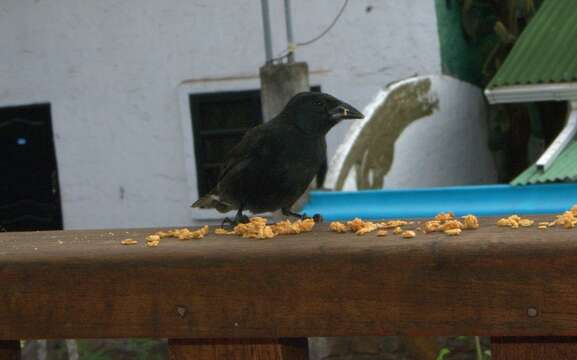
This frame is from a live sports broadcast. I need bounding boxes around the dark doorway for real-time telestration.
[0,104,62,231]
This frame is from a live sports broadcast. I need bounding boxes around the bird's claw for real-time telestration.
[302,213,323,223]
[221,214,250,230]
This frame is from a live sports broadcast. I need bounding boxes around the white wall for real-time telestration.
[0,0,440,229]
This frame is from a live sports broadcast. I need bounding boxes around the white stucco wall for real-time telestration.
[0,0,440,229]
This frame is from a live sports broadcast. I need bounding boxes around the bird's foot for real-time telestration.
[220,214,250,229]
[282,209,323,223]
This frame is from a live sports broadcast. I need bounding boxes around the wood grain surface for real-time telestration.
[2,217,577,339]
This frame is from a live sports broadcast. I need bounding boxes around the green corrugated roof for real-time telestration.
[512,140,577,185]
[488,0,577,89]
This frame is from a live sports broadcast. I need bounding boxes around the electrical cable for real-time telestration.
[268,0,349,64]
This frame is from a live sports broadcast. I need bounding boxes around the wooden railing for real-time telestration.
[1,217,577,359]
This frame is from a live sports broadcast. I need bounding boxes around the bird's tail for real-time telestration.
[191,193,235,213]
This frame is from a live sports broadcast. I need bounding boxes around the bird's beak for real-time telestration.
[329,102,364,121]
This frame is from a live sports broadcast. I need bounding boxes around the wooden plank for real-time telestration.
[2,217,577,339]
[492,337,577,359]
[0,341,20,360]
[168,338,308,360]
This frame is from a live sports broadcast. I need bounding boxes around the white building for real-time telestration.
[0,0,441,229]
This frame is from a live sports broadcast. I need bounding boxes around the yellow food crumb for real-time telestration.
[174,225,209,240]
[496,215,537,229]
[271,218,316,235]
[435,212,454,222]
[377,230,387,237]
[121,238,138,245]
[234,219,275,239]
[422,220,441,233]
[214,228,235,235]
[440,220,464,231]
[356,222,378,236]
[555,211,577,229]
[154,231,172,238]
[146,234,160,242]
[497,218,512,227]
[393,227,403,235]
[444,228,462,236]
[329,221,348,233]
[401,230,416,238]
[377,220,409,229]
[519,219,534,227]
[462,215,480,230]
[538,225,548,230]
[347,218,367,232]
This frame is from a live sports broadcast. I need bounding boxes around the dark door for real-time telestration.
[0,104,62,231]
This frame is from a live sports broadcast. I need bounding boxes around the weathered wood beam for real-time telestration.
[2,218,577,339]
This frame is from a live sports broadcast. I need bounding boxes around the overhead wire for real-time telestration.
[268,0,349,64]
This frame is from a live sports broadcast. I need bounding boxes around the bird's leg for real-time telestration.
[221,208,250,229]
[234,207,250,225]
[281,208,323,223]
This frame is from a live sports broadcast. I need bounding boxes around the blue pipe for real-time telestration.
[302,183,577,221]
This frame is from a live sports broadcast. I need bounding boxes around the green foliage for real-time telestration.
[76,339,165,360]
[458,0,542,86]
[77,341,111,360]
[436,347,451,360]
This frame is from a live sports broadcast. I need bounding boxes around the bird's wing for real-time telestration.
[217,124,272,183]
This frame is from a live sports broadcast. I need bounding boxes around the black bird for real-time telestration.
[192,92,364,225]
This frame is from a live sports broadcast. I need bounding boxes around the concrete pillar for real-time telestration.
[259,62,310,121]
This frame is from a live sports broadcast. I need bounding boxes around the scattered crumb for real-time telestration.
[377,220,409,229]
[175,226,210,240]
[356,222,377,236]
[435,212,454,222]
[329,221,348,233]
[538,225,548,230]
[146,235,160,242]
[347,218,367,232]
[440,220,464,231]
[271,219,315,235]
[234,219,275,239]
[444,228,462,236]
[121,239,138,245]
[401,230,416,239]
[422,220,441,233]
[377,230,387,237]
[462,215,480,230]
[393,227,403,235]
[497,215,532,229]
[215,228,235,235]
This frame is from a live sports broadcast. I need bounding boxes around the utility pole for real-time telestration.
[259,0,310,121]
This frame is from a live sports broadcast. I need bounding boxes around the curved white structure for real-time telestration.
[325,75,497,191]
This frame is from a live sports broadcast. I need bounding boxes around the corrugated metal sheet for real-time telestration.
[487,0,577,89]
[512,140,577,185]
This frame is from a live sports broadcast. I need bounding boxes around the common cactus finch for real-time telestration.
[192,92,364,227]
